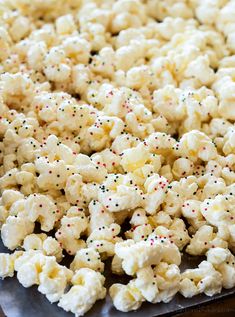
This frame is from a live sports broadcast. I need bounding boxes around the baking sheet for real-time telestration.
[0,239,235,317]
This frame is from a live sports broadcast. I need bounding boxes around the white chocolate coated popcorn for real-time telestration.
[58,268,106,317]
[23,233,63,262]
[115,237,180,276]
[1,213,34,250]
[186,225,228,256]
[207,247,235,289]
[110,262,181,312]
[55,206,88,255]
[87,223,122,259]
[70,247,104,273]
[14,250,72,302]
[0,251,23,279]
[180,261,223,298]
[109,280,144,312]
[0,0,235,315]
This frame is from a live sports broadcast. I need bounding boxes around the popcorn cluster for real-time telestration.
[0,0,235,316]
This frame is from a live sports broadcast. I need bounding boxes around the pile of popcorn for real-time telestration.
[0,0,235,315]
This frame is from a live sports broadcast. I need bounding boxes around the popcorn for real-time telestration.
[146,235,181,266]
[15,250,72,302]
[70,247,104,273]
[115,40,146,71]
[0,205,9,228]
[55,206,88,255]
[133,266,159,303]
[71,64,91,95]
[27,41,47,71]
[88,200,114,234]
[15,170,37,195]
[199,175,226,200]
[80,22,107,51]
[65,173,98,206]
[174,130,217,162]
[125,65,151,90]
[25,194,58,232]
[74,154,107,183]
[110,262,180,312]
[120,143,149,172]
[0,189,24,220]
[195,0,220,25]
[1,213,34,250]
[111,133,140,154]
[58,268,106,316]
[181,199,206,231]
[207,247,235,289]
[0,27,11,61]
[149,211,172,228]
[32,92,62,123]
[172,158,194,179]
[43,47,71,82]
[0,251,23,279]
[90,47,115,78]
[152,262,181,303]
[222,128,235,155]
[77,3,111,30]
[4,116,39,150]
[115,238,180,276]
[22,233,46,250]
[62,37,91,64]
[9,16,31,41]
[163,176,198,217]
[55,14,76,35]
[128,164,156,187]
[143,174,169,215]
[130,208,148,226]
[1,72,35,108]
[17,138,40,165]
[186,225,228,256]
[111,254,125,275]
[1,0,235,314]
[213,76,235,120]
[135,264,180,304]
[154,218,190,251]
[91,148,121,173]
[97,173,142,212]
[14,250,46,287]
[35,134,75,164]
[38,256,72,303]
[200,195,235,228]
[184,55,215,86]
[56,101,91,133]
[180,261,223,298]
[200,195,235,250]
[125,223,152,242]
[35,158,68,190]
[111,0,146,33]
[87,223,122,259]
[146,132,176,156]
[23,233,63,262]
[86,115,124,151]
[109,280,144,312]
[153,85,184,122]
